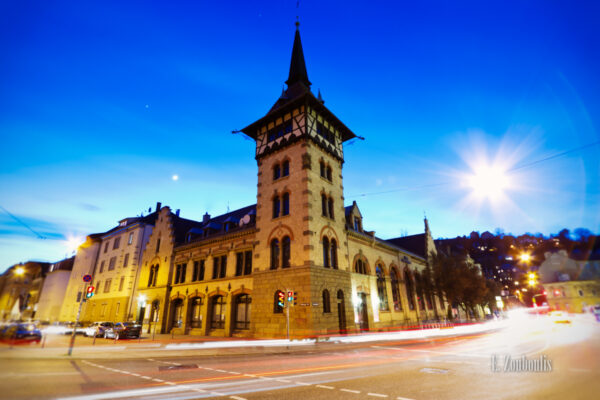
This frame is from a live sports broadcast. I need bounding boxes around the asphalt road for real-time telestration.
[1,314,598,400]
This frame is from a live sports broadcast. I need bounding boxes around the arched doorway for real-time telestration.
[170,298,183,331]
[357,292,369,331]
[233,294,251,331]
[209,295,226,330]
[187,297,203,333]
[337,290,346,334]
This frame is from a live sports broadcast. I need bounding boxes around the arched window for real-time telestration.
[148,265,159,287]
[414,272,425,311]
[326,166,332,181]
[270,239,279,270]
[322,237,330,267]
[273,164,281,180]
[321,194,328,216]
[171,298,183,329]
[322,289,331,313]
[320,161,326,177]
[282,160,289,177]
[328,198,334,220]
[405,268,415,310]
[189,297,203,328]
[274,290,284,313]
[273,196,280,218]
[330,239,338,269]
[355,258,368,275]
[233,294,251,330]
[282,193,290,216]
[282,236,291,268]
[390,267,402,311]
[376,266,389,311]
[209,295,225,330]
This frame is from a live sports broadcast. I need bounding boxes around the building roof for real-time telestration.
[184,204,257,244]
[386,234,427,259]
[285,23,311,88]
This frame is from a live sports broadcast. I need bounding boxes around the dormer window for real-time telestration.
[354,217,361,231]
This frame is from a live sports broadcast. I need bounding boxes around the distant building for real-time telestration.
[36,257,74,323]
[0,261,51,321]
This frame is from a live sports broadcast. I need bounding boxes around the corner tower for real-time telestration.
[242,23,356,336]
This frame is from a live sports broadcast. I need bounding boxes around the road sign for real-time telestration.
[83,274,92,282]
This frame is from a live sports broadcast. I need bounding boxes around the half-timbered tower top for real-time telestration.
[241,23,356,161]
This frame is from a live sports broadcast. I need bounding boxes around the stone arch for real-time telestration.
[318,225,340,244]
[267,224,295,243]
[352,253,371,275]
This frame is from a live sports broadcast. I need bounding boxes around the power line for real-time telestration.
[0,206,47,240]
[349,139,600,199]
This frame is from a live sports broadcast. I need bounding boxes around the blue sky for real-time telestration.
[1,1,599,272]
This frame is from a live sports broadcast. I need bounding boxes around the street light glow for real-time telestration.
[14,266,25,276]
[520,253,532,262]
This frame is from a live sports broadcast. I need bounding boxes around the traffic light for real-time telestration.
[277,291,285,308]
[293,291,298,306]
[86,285,95,299]
[287,290,293,303]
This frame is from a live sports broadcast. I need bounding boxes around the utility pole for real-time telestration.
[68,275,93,356]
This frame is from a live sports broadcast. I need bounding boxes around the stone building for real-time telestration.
[35,257,74,323]
[133,24,445,338]
[0,261,51,321]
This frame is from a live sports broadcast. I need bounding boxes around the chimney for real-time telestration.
[156,202,162,212]
[203,212,210,224]
[175,209,180,217]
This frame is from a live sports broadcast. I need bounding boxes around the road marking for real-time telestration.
[139,376,152,380]
[397,397,415,400]
[227,371,241,374]
[294,381,311,386]
[276,379,291,383]
[152,378,164,382]
[130,373,141,377]
[316,384,335,389]
[215,369,228,373]
[340,388,361,394]
[230,396,247,400]
[368,393,388,398]
[244,374,256,377]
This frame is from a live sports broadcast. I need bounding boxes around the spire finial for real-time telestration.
[285,11,311,88]
[296,0,300,29]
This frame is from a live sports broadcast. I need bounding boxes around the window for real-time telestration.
[104,242,109,253]
[128,232,134,245]
[210,295,226,329]
[322,289,331,313]
[274,290,284,313]
[234,294,251,330]
[273,164,281,180]
[267,121,292,142]
[273,196,280,218]
[282,193,290,216]
[270,239,280,270]
[148,265,159,287]
[244,251,252,275]
[104,279,111,293]
[323,237,330,267]
[113,236,120,249]
[316,122,335,144]
[192,260,205,282]
[156,238,161,253]
[212,256,227,279]
[174,263,187,284]
[235,251,253,276]
[321,194,328,216]
[320,161,326,178]
[391,268,402,311]
[405,268,415,310]
[326,166,332,181]
[376,266,389,311]
[354,217,361,231]
[99,261,105,273]
[282,160,289,176]
[579,289,584,297]
[95,282,100,294]
[330,239,338,269]
[328,198,334,220]
[108,257,116,271]
[123,253,129,268]
[282,236,291,268]
[119,276,125,291]
[115,302,120,317]
[355,258,368,275]
[189,297,203,328]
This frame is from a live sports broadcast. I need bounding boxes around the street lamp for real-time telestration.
[520,253,531,263]
[527,272,537,287]
[14,266,25,276]
[138,294,147,307]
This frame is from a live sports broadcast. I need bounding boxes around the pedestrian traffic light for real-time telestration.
[287,290,293,302]
[86,285,95,298]
[277,291,285,308]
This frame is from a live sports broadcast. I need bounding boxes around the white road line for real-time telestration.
[294,381,311,386]
[340,388,361,394]
[227,371,241,374]
[368,393,388,398]
[316,384,335,389]
[164,382,176,385]
[230,396,247,400]
[244,374,256,377]
[276,379,291,383]
[130,373,141,377]
[139,376,152,380]
[152,379,164,382]
[215,369,228,373]
[397,396,416,400]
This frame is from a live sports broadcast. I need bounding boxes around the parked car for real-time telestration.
[2,323,42,343]
[103,322,141,339]
[84,322,114,337]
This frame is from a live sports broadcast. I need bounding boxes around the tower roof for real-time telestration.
[285,23,311,88]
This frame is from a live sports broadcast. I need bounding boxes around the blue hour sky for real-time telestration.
[1,1,599,272]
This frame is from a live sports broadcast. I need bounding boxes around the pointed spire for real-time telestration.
[285,22,311,88]
[317,89,324,104]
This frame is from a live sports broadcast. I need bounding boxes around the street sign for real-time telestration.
[83,274,92,282]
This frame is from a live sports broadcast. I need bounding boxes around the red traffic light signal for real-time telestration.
[277,291,285,308]
[287,290,293,302]
[86,285,95,298]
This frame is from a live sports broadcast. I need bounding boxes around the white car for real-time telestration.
[84,322,114,337]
